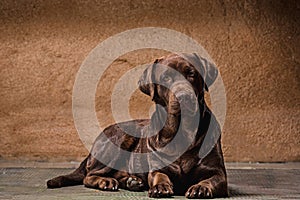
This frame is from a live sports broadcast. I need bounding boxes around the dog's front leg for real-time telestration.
[148,171,174,198]
[185,173,227,199]
[185,142,228,199]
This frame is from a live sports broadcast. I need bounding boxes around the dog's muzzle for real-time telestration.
[170,82,198,115]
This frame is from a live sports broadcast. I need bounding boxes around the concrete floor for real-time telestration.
[0,162,299,200]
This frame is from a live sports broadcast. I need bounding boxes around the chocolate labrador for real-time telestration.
[47,53,228,198]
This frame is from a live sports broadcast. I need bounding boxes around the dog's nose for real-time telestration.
[175,92,198,114]
[176,92,195,104]
[138,79,143,87]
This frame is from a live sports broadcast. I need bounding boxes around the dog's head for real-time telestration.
[138,53,218,116]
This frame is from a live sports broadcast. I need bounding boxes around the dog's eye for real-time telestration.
[185,67,196,79]
[161,75,172,83]
[187,71,195,78]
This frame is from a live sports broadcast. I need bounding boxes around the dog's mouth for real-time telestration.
[168,91,198,116]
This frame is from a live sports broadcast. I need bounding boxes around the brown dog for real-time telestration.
[47,53,228,198]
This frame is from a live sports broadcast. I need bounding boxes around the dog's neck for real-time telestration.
[148,95,207,150]
[147,104,179,148]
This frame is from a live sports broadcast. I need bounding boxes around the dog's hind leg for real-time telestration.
[113,171,145,191]
[80,156,119,191]
[47,156,88,188]
[84,174,119,191]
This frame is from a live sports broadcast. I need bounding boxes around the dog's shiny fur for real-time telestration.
[47,53,228,198]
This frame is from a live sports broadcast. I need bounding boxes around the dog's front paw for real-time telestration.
[185,182,213,199]
[148,183,174,198]
[126,176,144,191]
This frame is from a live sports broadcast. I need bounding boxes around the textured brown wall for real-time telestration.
[0,0,299,162]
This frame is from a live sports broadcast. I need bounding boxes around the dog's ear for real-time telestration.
[138,59,159,100]
[196,54,218,91]
[179,53,218,91]
[138,66,152,96]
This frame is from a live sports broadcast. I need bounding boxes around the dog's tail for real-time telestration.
[46,156,89,188]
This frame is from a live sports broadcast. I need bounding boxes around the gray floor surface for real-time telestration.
[0,162,299,200]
